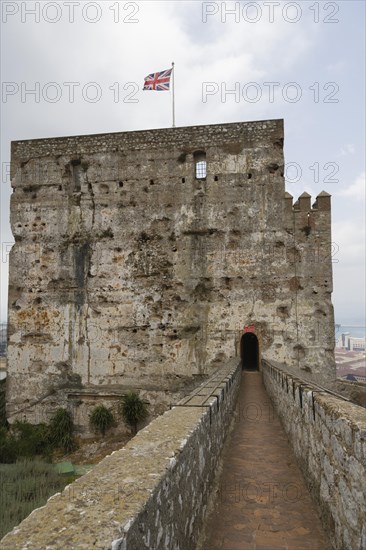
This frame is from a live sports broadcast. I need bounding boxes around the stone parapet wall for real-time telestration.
[1,359,241,550]
[262,360,366,550]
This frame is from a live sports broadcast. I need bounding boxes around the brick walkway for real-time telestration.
[201,371,332,550]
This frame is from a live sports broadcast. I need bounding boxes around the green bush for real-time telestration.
[89,405,115,436]
[48,409,76,453]
[119,391,148,435]
[0,426,17,464]
[12,420,52,459]
[0,379,7,428]
[0,459,67,539]
[0,422,52,463]
[0,410,76,463]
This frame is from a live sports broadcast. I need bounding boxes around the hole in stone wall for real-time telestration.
[182,178,185,183]
[277,306,289,319]
[293,344,306,359]
[247,173,252,179]
[214,175,218,181]
[267,163,279,173]
[100,184,109,194]
[177,152,187,163]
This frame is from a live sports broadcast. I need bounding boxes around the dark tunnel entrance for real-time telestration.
[240,333,259,371]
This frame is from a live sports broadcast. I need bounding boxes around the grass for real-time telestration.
[0,459,68,540]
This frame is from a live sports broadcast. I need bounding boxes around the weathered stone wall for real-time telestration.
[7,119,335,426]
[262,360,366,550]
[1,359,241,550]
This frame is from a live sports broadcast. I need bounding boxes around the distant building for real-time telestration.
[337,332,365,352]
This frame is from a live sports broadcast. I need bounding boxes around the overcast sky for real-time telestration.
[0,0,365,325]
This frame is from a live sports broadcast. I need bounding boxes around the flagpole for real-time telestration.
[172,62,176,128]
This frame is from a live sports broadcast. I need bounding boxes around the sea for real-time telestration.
[335,325,366,339]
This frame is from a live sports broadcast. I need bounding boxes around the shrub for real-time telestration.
[0,422,52,463]
[48,409,76,453]
[0,379,7,428]
[12,420,52,459]
[0,411,76,463]
[0,427,17,464]
[89,405,115,436]
[119,391,148,435]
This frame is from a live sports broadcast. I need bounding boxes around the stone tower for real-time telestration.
[7,119,335,428]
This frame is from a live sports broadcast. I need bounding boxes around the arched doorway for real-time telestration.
[240,333,259,371]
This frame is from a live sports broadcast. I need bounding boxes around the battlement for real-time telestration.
[285,191,331,212]
[10,119,284,179]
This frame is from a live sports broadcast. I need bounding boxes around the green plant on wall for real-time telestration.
[119,391,148,435]
[48,409,76,453]
[89,405,115,436]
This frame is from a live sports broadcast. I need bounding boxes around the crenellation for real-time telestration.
[10,119,283,178]
[314,190,332,211]
[298,191,312,211]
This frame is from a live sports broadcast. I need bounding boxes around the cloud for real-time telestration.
[332,216,365,323]
[326,60,345,73]
[332,217,366,266]
[338,172,365,200]
[340,144,355,156]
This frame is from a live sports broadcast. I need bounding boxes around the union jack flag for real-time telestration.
[143,68,172,91]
